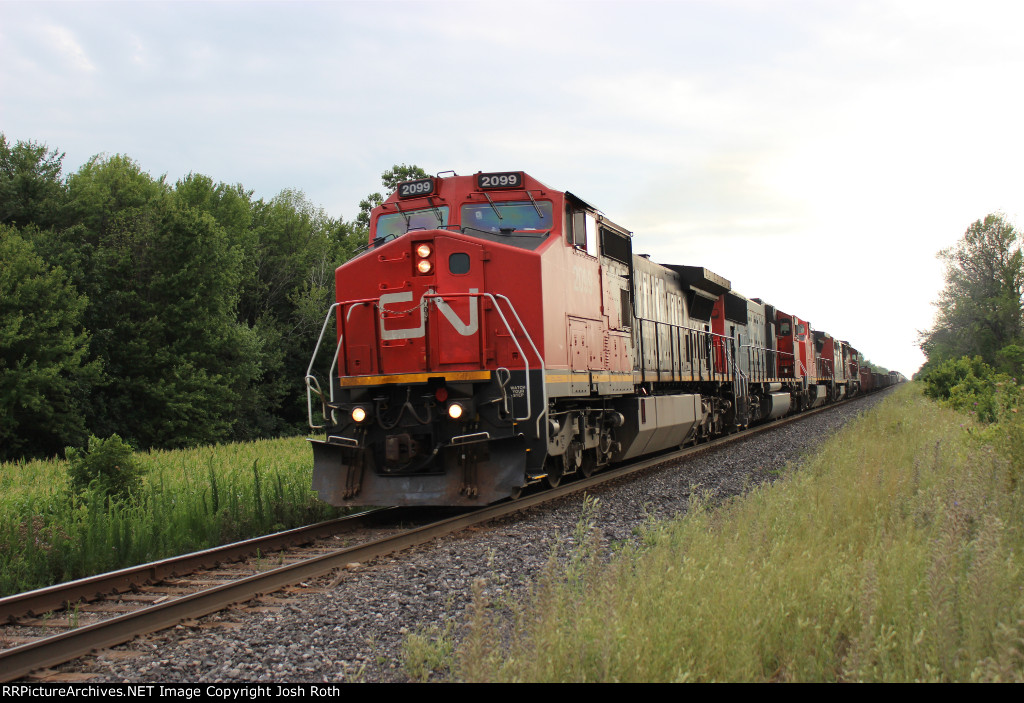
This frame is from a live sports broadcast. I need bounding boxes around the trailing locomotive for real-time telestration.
[305,171,894,506]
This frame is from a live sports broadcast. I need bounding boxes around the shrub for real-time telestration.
[66,434,143,502]
[920,356,1024,423]
[918,357,1024,483]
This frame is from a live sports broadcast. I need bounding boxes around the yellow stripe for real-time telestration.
[544,372,591,383]
[589,373,634,383]
[544,371,635,383]
[337,370,491,387]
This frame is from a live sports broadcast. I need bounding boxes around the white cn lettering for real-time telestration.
[379,291,426,340]
[379,289,479,340]
[434,288,479,336]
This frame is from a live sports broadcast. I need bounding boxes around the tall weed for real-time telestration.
[0,436,341,595]
[920,356,1024,482]
[454,386,1024,682]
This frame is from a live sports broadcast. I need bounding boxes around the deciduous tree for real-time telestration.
[354,163,429,232]
[920,214,1024,370]
[0,225,99,459]
[54,155,262,448]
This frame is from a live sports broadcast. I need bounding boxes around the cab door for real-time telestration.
[430,236,485,367]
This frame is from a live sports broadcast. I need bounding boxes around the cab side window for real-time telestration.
[566,206,597,256]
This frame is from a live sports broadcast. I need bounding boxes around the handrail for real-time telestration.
[493,293,549,436]
[305,291,546,431]
[638,319,737,383]
[304,297,379,429]
[422,291,545,425]
[306,302,341,429]
[740,344,800,382]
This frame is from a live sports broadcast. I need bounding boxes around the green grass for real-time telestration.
[445,386,1024,682]
[0,436,342,596]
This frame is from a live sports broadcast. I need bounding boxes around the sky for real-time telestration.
[3,0,1023,377]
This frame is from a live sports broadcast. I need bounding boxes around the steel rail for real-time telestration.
[0,390,890,682]
[0,508,409,624]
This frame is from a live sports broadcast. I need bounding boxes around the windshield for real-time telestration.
[461,201,552,234]
[374,206,449,241]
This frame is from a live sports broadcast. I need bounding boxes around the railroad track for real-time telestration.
[0,395,879,682]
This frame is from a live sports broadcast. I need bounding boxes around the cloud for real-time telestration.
[41,23,96,73]
[5,0,1023,376]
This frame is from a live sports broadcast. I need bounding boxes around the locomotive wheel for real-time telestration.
[579,449,597,478]
[564,441,584,478]
[544,456,564,488]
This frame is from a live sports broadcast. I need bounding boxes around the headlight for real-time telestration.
[447,403,464,420]
[415,242,434,274]
[351,406,367,423]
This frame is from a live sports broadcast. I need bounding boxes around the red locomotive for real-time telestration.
[305,171,896,507]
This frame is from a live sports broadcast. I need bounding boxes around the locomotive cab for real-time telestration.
[307,172,572,505]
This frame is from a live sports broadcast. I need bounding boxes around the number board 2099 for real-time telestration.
[477,172,524,190]
[397,178,435,199]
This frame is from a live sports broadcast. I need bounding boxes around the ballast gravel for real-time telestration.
[70,390,893,683]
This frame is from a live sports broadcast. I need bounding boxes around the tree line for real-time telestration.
[0,133,425,461]
[915,215,1024,478]
[919,213,1024,378]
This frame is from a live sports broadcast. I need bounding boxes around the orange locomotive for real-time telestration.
[305,171,891,507]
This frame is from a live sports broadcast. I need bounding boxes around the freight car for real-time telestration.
[305,171,895,507]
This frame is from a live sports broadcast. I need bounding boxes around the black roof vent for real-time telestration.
[687,287,718,322]
[666,265,731,296]
[724,292,748,324]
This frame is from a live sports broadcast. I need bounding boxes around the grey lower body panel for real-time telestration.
[809,384,829,408]
[764,392,791,420]
[612,393,703,462]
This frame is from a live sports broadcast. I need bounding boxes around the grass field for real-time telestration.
[0,436,341,596]
[428,385,1024,682]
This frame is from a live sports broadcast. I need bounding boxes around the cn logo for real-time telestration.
[379,289,479,341]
